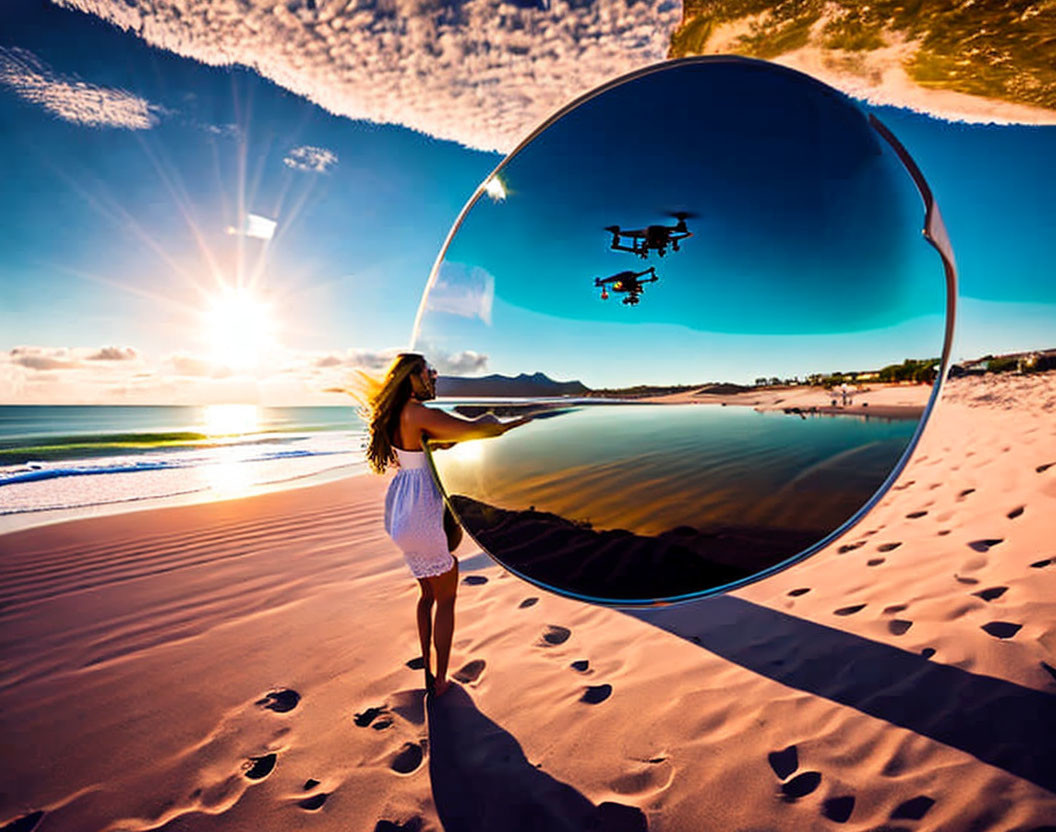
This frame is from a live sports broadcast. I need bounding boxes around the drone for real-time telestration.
[594,267,658,305]
[604,212,695,258]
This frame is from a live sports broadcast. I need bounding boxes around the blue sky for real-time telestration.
[1,0,1054,402]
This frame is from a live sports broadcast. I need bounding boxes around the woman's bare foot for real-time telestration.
[424,669,436,695]
[431,678,452,697]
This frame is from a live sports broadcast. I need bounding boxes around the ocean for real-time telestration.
[0,405,366,532]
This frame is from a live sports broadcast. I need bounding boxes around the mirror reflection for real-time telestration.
[414,57,954,605]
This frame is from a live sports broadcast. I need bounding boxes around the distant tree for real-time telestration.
[986,356,1018,374]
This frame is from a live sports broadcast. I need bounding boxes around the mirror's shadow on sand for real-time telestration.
[427,686,648,831]
[629,597,1056,794]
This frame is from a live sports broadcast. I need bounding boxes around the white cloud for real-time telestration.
[284,145,338,173]
[0,46,164,129]
[165,352,232,378]
[226,212,278,240]
[0,343,489,404]
[87,346,138,361]
[434,349,489,375]
[427,263,495,325]
[50,0,682,151]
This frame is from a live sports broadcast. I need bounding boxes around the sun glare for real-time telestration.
[203,287,277,371]
[483,176,506,201]
[201,403,261,436]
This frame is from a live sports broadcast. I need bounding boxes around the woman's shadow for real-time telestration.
[427,685,647,832]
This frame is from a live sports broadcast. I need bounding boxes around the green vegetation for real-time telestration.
[877,357,940,383]
[986,355,1020,373]
[670,0,1056,113]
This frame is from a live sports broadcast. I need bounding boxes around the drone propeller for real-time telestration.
[664,210,699,221]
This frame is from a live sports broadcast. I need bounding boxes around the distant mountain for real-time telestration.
[437,372,589,398]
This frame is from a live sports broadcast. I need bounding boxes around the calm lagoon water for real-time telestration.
[432,403,918,543]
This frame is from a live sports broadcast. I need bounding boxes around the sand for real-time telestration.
[644,380,934,420]
[1,373,1054,831]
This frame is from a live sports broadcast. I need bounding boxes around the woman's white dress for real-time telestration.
[384,448,455,578]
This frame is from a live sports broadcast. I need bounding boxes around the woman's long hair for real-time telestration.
[348,352,427,474]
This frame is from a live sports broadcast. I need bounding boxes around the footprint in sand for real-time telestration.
[834,604,866,616]
[767,746,798,780]
[954,574,979,584]
[891,795,935,821]
[244,753,277,780]
[390,741,425,774]
[973,586,1008,602]
[938,530,952,536]
[921,648,936,659]
[255,689,300,713]
[354,706,388,728]
[570,659,590,672]
[893,480,915,491]
[906,510,928,519]
[581,684,612,704]
[877,542,902,552]
[822,795,856,823]
[453,659,486,684]
[297,792,329,811]
[958,488,976,499]
[883,604,908,614]
[405,656,425,671]
[888,620,913,636]
[374,817,425,831]
[968,538,1003,553]
[462,575,488,586]
[540,625,571,646]
[781,771,822,800]
[1,811,44,832]
[787,588,811,597]
[981,621,1022,639]
[1036,462,1053,473]
[837,542,865,554]
[519,597,539,608]
[867,558,885,567]
[303,779,320,789]
[1030,558,1053,569]
[1007,506,1025,519]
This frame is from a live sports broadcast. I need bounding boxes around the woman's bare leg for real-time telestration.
[416,579,435,690]
[431,561,459,696]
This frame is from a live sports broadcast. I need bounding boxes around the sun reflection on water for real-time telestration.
[201,404,260,437]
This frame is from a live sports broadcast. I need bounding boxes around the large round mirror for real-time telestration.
[413,57,957,606]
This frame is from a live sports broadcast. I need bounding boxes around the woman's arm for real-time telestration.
[407,401,530,443]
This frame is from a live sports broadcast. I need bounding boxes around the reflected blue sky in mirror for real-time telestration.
[419,61,946,388]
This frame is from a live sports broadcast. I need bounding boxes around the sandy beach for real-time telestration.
[1,373,1054,831]
[644,380,934,420]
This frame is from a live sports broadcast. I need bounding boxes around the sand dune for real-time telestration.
[1,374,1054,831]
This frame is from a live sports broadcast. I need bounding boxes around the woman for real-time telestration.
[359,353,528,697]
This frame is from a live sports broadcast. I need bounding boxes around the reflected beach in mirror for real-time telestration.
[415,57,956,605]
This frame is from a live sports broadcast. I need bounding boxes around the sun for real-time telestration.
[203,287,277,371]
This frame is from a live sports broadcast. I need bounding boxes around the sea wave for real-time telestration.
[0,429,366,516]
